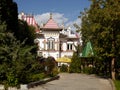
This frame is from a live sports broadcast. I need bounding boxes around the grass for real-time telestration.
[114,80,120,90]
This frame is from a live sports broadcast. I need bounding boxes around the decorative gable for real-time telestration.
[42,13,62,30]
[44,19,59,29]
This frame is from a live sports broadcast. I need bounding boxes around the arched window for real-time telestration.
[47,37,55,50]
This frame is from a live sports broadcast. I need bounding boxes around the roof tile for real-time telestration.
[43,18,60,29]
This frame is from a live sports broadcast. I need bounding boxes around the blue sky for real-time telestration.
[14,0,91,29]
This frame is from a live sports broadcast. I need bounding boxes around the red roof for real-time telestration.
[43,19,59,29]
[20,13,40,33]
[42,14,62,30]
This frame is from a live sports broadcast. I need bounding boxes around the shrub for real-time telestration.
[6,72,19,87]
[45,57,57,75]
[60,64,68,72]
[30,73,46,82]
[48,67,59,77]
[83,67,94,74]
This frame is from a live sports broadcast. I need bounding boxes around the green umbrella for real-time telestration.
[82,41,94,57]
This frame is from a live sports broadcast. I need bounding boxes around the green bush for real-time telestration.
[45,57,57,75]
[30,73,45,82]
[0,29,44,86]
[6,72,19,87]
[83,67,94,74]
[50,67,59,77]
[0,4,45,87]
[60,64,68,72]
[69,48,81,73]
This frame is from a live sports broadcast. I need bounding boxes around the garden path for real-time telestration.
[29,73,112,90]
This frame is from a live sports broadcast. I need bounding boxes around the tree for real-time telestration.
[0,0,18,33]
[0,20,40,86]
[69,44,82,73]
[0,1,38,85]
[0,0,36,45]
[78,0,120,80]
[17,20,36,45]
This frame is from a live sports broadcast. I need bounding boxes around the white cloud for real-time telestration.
[53,13,68,25]
[66,18,81,31]
[34,12,81,31]
[34,13,50,25]
[34,12,68,27]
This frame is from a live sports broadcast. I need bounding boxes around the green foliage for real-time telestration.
[85,0,120,57]
[76,0,120,78]
[114,80,120,90]
[69,44,81,73]
[45,57,58,77]
[0,21,40,86]
[69,52,81,73]
[0,0,18,33]
[52,67,59,77]
[17,20,36,45]
[0,0,35,45]
[29,73,45,82]
[6,72,18,87]
[83,67,94,74]
[0,0,46,87]
[79,0,120,57]
[60,64,68,72]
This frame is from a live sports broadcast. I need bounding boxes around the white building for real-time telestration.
[19,13,82,60]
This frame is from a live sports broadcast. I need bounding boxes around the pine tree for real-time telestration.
[69,44,81,73]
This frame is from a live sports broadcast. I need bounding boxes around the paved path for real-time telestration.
[29,73,112,90]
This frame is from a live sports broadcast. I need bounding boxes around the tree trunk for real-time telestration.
[111,57,115,80]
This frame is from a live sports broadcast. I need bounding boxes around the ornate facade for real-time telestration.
[19,13,82,59]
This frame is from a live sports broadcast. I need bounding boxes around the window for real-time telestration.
[38,52,42,56]
[47,37,55,50]
[67,43,73,50]
[56,54,59,58]
[44,54,46,57]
